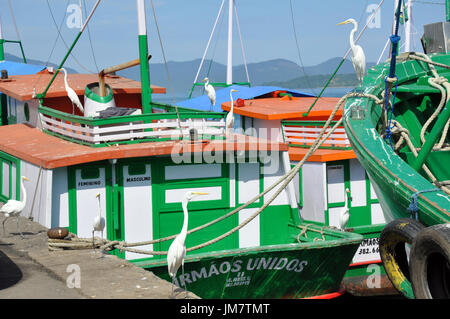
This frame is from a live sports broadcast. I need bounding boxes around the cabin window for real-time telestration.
[128,163,147,176]
[7,96,17,124]
[24,103,30,122]
[81,167,100,180]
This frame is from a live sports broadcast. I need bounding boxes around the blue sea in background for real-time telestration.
[152,87,355,105]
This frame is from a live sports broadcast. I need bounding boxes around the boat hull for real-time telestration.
[137,230,362,299]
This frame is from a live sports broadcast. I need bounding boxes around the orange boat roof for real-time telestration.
[0,72,166,101]
[288,146,356,162]
[222,97,342,120]
[0,124,288,169]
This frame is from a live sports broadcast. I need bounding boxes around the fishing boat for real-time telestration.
[219,91,396,296]
[343,1,450,299]
[0,0,363,299]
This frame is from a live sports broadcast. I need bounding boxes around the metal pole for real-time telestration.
[226,0,233,85]
[136,0,152,114]
[405,0,412,52]
[447,0,450,22]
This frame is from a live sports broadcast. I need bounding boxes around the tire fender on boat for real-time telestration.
[410,223,450,299]
[379,218,424,299]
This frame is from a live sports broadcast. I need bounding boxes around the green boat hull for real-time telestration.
[136,225,362,299]
[343,53,450,226]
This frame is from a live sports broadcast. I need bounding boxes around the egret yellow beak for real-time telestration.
[96,193,100,198]
[337,20,350,26]
[23,177,30,181]
[192,192,209,195]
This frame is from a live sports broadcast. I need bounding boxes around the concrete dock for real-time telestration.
[0,213,198,299]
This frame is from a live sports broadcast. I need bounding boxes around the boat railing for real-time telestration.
[281,120,351,150]
[38,103,226,147]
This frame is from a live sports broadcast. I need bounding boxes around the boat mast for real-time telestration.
[136,0,152,114]
[226,0,233,85]
[0,16,4,61]
[404,0,412,52]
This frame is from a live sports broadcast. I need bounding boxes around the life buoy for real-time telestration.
[379,218,424,299]
[410,223,450,299]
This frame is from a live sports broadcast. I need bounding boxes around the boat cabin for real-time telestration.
[222,94,386,264]
[0,71,299,263]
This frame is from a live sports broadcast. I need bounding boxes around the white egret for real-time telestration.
[337,19,366,82]
[58,68,84,115]
[167,191,209,298]
[226,89,238,137]
[202,77,216,111]
[93,192,106,253]
[1,176,30,238]
[339,188,352,230]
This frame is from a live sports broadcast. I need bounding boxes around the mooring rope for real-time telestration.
[48,91,384,255]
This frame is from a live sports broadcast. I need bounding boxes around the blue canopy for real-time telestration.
[0,60,46,76]
[177,85,315,112]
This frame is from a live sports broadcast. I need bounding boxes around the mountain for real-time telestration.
[4,53,78,74]
[118,57,376,96]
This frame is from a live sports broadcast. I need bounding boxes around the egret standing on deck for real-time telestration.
[167,191,209,298]
[1,176,30,238]
[337,18,366,82]
[58,68,84,115]
[202,77,216,111]
[339,188,352,230]
[93,192,106,254]
[226,89,238,137]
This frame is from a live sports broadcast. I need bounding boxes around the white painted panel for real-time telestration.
[327,165,345,204]
[349,159,367,207]
[165,186,222,203]
[20,161,52,227]
[371,203,386,224]
[75,168,107,239]
[300,162,326,223]
[238,208,260,248]
[229,163,235,207]
[2,161,9,197]
[263,153,289,206]
[51,167,69,228]
[11,163,16,200]
[328,207,342,228]
[370,182,377,200]
[123,164,153,260]
[253,118,283,142]
[352,237,381,264]
[165,164,222,180]
[238,163,260,204]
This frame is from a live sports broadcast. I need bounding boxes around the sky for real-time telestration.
[0,0,447,74]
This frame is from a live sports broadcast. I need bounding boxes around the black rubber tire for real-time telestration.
[379,218,424,299]
[410,224,450,299]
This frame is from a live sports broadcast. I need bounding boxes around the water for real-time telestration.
[151,87,355,105]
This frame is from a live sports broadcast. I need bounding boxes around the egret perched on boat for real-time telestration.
[226,89,238,137]
[337,18,366,82]
[93,192,106,253]
[167,191,209,298]
[202,77,216,111]
[1,176,30,238]
[58,68,84,115]
[339,188,352,230]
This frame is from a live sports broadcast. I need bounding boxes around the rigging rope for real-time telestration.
[47,91,382,255]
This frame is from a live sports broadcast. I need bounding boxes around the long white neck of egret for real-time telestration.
[229,92,234,114]
[20,177,27,205]
[349,22,357,52]
[180,198,189,242]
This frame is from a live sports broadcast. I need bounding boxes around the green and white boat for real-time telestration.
[343,2,450,299]
[0,0,363,299]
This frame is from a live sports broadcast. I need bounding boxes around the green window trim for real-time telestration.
[0,151,20,203]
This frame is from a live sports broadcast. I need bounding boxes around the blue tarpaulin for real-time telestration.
[177,85,315,112]
[0,60,46,76]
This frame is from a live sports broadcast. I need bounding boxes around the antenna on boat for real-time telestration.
[0,1,27,63]
[188,0,250,99]
[136,0,153,114]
